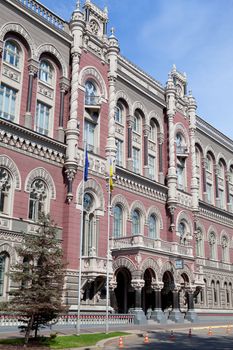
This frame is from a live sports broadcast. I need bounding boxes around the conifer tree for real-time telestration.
[2,214,67,344]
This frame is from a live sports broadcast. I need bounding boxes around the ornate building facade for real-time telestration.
[1,0,233,323]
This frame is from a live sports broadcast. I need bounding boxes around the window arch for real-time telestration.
[115,102,123,124]
[149,119,157,142]
[39,60,53,85]
[28,179,48,221]
[113,204,123,238]
[206,153,215,205]
[132,209,140,235]
[3,40,20,68]
[133,110,140,133]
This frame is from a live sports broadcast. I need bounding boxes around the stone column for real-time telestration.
[64,4,85,202]
[185,289,198,322]
[58,78,69,142]
[143,124,150,177]
[126,115,133,171]
[158,133,164,183]
[24,59,39,129]
[109,279,117,312]
[165,73,177,230]
[130,280,147,324]
[188,92,199,212]
[169,287,184,323]
[151,283,166,323]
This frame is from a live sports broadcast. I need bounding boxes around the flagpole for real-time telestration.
[76,143,86,335]
[105,168,111,334]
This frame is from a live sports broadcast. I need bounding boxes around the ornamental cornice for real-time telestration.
[0,118,65,165]
[0,229,23,243]
[115,169,167,203]
[198,201,233,228]
[177,191,192,208]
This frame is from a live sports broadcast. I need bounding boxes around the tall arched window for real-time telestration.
[148,214,157,239]
[3,40,20,68]
[0,168,11,215]
[39,60,53,85]
[195,229,203,257]
[206,153,214,205]
[178,221,186,245]
[133,111,140,133]
[28,179,47,221]
[85,80,97,105]
[83,193,97,256]
[115,103,123,124]
[0,253,9,298]
[221,235,229,262]
[113,205,123,238]
[209,232,217,260]
[149,120,156,141]
[132,210,140,235]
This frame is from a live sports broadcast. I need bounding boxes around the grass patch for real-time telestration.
[0,332,129,349]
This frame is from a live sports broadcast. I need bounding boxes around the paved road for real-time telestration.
[103,328,233,350]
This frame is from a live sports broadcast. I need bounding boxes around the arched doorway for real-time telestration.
[114,268,133,313]
[161,271,175,311]
[142,268,155,313]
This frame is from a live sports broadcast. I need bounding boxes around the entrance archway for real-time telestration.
[179,273,189,312]
[115,267,133,313]
[161,271,175,311]
[142,268,155,313]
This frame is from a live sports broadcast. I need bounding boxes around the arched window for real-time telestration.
[206,154,214,204]
[0,253,9,298]
[39,60,53,85]
[82,193,97,256]
[148,214,157,239]
[28,179,47,221]
[113,205,123,238]
[209,232,216,260]
[195,229,203,257]
[3,40,20,68]
[85,80,97,105]
[115,103,123,124]
[0,168,11,215]
[132,210,140,235]
[221,235,229,262]
[178,221,186,245]
[149,120,156,141]
[133,111,140,133]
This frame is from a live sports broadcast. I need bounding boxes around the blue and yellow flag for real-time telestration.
[84,148,89,182]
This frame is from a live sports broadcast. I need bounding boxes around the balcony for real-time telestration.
[85,95,101,109]
[196,257,233,271]
[110,234,193,258]
[176,145,188,156]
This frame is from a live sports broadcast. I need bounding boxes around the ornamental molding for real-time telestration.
[76,177,105,212]
[0,22,36,58]
[140,257,160,280]
[176,210,194,234]
[0,241,17,264]
[132,101,147,119]
[0,154,21,190]
[148,110,164,135]
[198,204,233,228]
[115,90,132,114]
[36,43,68,78]
[25,167,56,200]
[115,175,167,203]
[77,150,106,183]
[177,191,192,208]
[177,264,194,284]
[0,124,65,165]
[2,63,21,83]
[113,256,137,276]
[130,200,146,219]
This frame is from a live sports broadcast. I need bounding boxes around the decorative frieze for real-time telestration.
[198,205,233,228]
[177,191,192,208]
[2,64,20,83]
[0,230,23,243]
[38,83,54,99]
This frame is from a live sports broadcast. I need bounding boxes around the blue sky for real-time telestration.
[43,0,233,139]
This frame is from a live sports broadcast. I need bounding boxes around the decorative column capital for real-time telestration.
[143,124,150,137]
[28,58,39,76]
[131,279,145,290]
[158,132,164,144]
[59,76,70,93]
[126,114,134,128]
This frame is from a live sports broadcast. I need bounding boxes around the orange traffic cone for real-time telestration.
[208,327,213,336]
[169,330,175,341]
[119,336,124,348]
[188,328,192,337]
[144,333,149,343]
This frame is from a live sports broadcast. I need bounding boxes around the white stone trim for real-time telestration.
[36,43,68,78]
[146,206,163,229]
[0,154,21,190]
[24,167,56,199]
[79,66,108,100]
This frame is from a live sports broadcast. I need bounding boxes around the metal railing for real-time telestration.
[85,95,100,106]
[176,145,188,154]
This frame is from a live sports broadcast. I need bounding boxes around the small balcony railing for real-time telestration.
[176,145,188,154]
[85,95,100,106]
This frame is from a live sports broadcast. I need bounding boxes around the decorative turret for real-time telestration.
[64,1,85,202]
[188,90,199,211]
[171,64,187,98]
[83,0,108,38]
[105,27,120,176]
[165,72,177,230]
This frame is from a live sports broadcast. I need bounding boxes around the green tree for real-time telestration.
[2,214,67,344]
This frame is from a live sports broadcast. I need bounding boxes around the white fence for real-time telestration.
[0,314,134,328]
